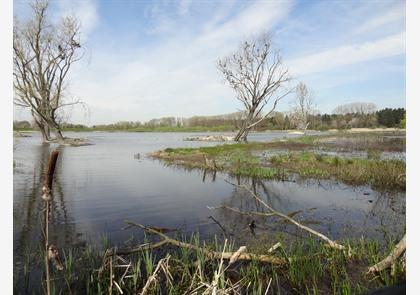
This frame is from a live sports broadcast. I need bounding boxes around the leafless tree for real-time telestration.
[332,102,377,115]
[289,82,316,130]
[217,33,293,141]
[13,0,84,142]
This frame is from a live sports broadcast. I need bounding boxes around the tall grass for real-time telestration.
[14,233,405,294]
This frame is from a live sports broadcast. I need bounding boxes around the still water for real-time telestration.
[13,131,405,272]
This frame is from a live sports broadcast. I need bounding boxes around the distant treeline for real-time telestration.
[14,107,406,132]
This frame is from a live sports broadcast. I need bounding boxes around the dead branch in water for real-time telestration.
[367,234,406,274]
[208,215,229,237]
[223,180,348,252]
[121,220,288,266]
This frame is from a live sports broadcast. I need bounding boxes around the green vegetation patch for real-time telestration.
[151,135,405,191]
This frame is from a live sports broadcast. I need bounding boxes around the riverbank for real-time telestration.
[13,131,405,294]
[150,131,406,191]
[14,224,405,294]
[13,126,405,134]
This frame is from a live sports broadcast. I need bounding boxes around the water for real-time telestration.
[13,131,405,283]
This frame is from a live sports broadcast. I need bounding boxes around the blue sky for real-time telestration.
[14,0,406,125]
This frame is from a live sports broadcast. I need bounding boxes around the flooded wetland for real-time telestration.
[13,131,405,294]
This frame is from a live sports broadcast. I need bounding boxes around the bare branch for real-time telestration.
[14,0,84,142]
[217,33,292,141]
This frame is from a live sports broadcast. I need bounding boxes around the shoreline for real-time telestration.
[149,131,406,191]
[13,127,405,135]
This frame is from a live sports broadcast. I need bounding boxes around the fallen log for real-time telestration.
[367,234,406,274]
[122,220,288,266]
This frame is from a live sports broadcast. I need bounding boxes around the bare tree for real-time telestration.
[289,82,315,130]
[13,0,84,142]
[217,33,293,141]
[332,102,377,115]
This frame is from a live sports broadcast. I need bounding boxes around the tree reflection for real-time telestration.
[13,145,84,293]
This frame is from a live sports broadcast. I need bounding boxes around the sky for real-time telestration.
[13,0,406,125]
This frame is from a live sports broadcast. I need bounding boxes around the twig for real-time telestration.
[113,281,123,294]
[268,242,283,254]
[208,215,229,236]
[264,277,272,295]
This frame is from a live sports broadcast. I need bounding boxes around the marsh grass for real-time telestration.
[14,233,405,294]
[154,143,405,191]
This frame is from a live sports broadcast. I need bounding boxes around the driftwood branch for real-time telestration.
[224,180,347,252]
[367,234,406,274]
[122,220,287,266]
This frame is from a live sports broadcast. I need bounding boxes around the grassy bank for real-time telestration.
[150,132,405,191]
[14,232,405,294]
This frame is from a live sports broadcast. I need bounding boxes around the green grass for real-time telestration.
[269,152,405,190]
[13,234,405,294]
[152,140,405,191]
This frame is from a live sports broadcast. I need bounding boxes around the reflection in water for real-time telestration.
[200,170,405,248]
[14,144,83,293]
[13,132,405,291]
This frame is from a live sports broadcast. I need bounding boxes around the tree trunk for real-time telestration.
[234,127,245,141]
[42,125,51,142]
[35,119,51,142]
[55,129,65,142]
[241,128,251,141]
[234,121,247,141]
[234,112,254,141]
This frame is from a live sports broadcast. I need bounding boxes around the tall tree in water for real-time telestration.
[14,0,84,142]
[217,33,293,141]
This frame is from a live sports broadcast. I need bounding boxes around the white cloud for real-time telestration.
[196,0,293,50]
[67,0,294,124]
[13,0,406,125]
[354,4,405,35]
[288,32,405,76]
